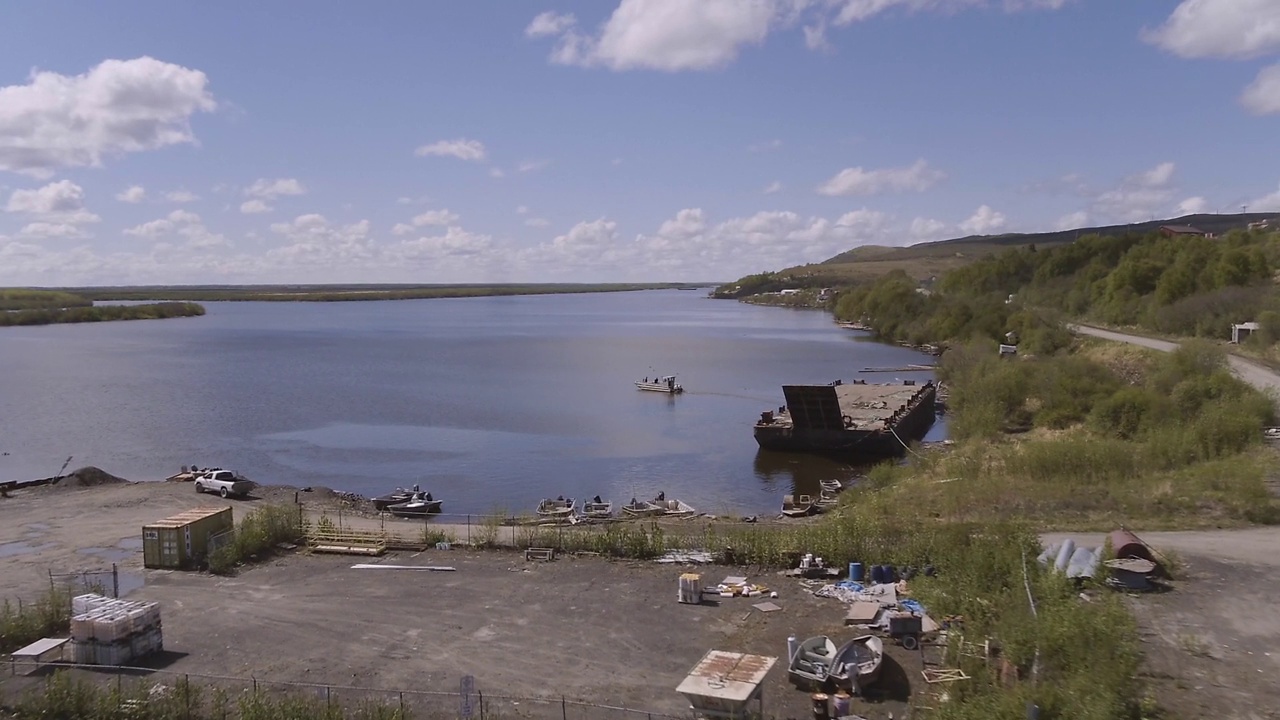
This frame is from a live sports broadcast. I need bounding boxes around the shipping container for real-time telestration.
[142,507,233,569]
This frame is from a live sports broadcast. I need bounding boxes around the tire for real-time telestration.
[219,487,229,499]
[194,483,203,494]
[842,414,854,428]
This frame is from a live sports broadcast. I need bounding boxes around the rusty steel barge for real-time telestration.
[753,379,937,458]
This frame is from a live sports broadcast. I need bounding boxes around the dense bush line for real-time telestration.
[0,289,93,311]
[0,302,205,326]
[207,504,304,575]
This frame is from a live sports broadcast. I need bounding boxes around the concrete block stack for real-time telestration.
[69,593,163,665]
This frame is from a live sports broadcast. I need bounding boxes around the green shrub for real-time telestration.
[208,503,303,575]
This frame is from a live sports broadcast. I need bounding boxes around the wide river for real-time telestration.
[0,290,941,515]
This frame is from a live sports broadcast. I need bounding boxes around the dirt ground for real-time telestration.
[0,481,915,719]
[1043,529,1280,720]
[6,482,1280,719]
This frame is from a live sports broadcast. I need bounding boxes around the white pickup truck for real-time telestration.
[193,469,254,498]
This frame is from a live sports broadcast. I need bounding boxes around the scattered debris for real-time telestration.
[524,547,554,562]
[656,550,714,564]
[752,601,782,613]
[922,668,970,684]
[350,564,455,571]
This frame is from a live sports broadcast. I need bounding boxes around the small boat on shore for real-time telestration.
[537,497,576,518]
[621,498,663,517]
[829,635,884,693]
[581,496,613,519]
[372,486,417,511]
[655,497,697,518]
[635,375,683,394]
[788,635,838,689]
[781,494,816,518]
[813,491,839,514]
[819,479,844,494]
[386,491,443,517]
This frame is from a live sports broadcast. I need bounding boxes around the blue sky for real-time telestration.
[1,0,1278,285]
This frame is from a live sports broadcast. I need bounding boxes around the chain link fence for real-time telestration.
[2,664,694,720]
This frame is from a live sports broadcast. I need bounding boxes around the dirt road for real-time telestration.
[1070,323,1280,397]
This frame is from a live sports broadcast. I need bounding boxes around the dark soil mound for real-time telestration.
[58,466,130,487]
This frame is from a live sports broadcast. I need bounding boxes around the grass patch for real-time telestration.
[208,504,304,575]
[4,672,412,720]
[0,585,71,654]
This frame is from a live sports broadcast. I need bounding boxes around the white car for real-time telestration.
[193,469,254,498]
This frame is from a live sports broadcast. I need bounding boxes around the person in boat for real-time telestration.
[668,377,675,390]
[657,491,665,502]
[629,497,637,506]
[425,492,433,501]
[593,495,602,504]
[413,484,420,492]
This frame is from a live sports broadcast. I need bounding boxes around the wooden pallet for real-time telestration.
[306,531,387,556]
[525,547,555,562]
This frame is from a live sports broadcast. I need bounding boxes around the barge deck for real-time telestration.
[753,380,937,458]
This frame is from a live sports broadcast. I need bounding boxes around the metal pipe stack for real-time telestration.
[69,593,163,665]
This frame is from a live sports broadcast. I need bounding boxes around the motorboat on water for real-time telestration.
[788,635,839,690]
[781,494,816,518]
[386,491,443,517]
[581,496,613,519]
[635,375,683,394]
[537,497,576,518]
[829,635,884,693]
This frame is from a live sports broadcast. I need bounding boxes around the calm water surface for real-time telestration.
[0,291,941,514]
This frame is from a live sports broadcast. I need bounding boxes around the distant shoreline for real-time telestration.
[0,302,206,327]
[53,282,716,303]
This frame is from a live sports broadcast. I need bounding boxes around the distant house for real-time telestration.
[778,289,800,296]
[1159,225,1209,238]
[1232,322,1260,344]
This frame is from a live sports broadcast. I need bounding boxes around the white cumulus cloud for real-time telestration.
[245,178,306,199]
[413,209,461,227]
[527,0,1074,72]
[0,57,215,177]
[116,185,146,203]
[5,179,100,226]
[165,189,198,203]
[958,205,1008,235]
[268,214,374,266]
[531,0,783,71]
[1090,161,1179,223]
[817,159,945,196]
[1176,196,1210,214]
[526,11,577,38]
[414,138,487,161]
[909,217,948,240]
[123,209,225,249]
[1055,211,1090,231]
[1251,183,1280,212]
[240,199,272,214]
[1143,0,1280,60]
[1242,63,1280,115]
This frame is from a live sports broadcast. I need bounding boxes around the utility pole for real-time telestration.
[1243,204,1248,214]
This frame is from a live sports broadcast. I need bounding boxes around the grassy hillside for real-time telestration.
[749,213,1280,286]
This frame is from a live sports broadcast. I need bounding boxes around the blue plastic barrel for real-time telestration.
[882,564,897,583]
[869,564,884,584]
[849,562,864,582]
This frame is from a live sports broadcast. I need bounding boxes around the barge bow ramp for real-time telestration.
[753,380,937,458]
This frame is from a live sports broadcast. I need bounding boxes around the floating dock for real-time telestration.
[753,380,937,458]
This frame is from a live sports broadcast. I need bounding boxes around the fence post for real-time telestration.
[400,691,404,713]
[113,563,119,598]
[184,674,191,720]
[467,515,471,545]
[479,690,485,720]
[326,685,332,709]
[253,676,257,694]
[562,695,567,720]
